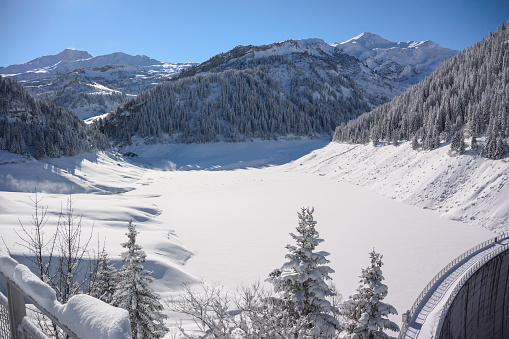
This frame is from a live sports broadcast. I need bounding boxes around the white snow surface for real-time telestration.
[289,141,509,231]
[0,138,503,335]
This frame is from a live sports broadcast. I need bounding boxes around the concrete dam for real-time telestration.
[400,233,509,339]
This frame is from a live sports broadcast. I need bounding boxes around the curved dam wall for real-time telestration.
[438,248,509,339]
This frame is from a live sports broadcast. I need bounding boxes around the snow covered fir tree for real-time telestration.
[341,250,399,339]
[89,248,118,304]
[267,207,341,338]
[333,20,509,160]
[112,220,168,339]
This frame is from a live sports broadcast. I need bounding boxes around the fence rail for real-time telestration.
[0,253,131,339]
[398,232,509,338]
[0,269,72,339]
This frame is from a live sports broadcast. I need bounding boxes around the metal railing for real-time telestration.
[434,242,509,338]
[0,291,11,338]
[398,232,509,338]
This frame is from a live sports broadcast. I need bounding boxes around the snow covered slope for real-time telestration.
[0,138,502,334]
[0,49,196,119]
[333,32,458,86]
[285,141,509,232]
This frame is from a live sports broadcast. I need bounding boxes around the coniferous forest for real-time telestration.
[0,76,109,158]
[333,21,509,160]
[98,42,396,144]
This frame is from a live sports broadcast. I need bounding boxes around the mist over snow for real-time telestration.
[0,138,499,332]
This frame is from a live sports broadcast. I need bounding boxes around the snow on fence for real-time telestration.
[398,232,509,338]
[0,251,132,339]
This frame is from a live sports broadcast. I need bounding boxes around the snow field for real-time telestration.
[0,139,499,333]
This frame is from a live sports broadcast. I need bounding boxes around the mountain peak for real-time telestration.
[353,32,383,40]
[291,38,326,48]
[56,49,93,61]
[340,32,393,48]
[175,38,339,80]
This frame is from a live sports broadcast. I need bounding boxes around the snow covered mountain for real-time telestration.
[0,33,455,122]
[98,35,457,146]
[0,49,196,119]
[0,49,93,76]
[101,37,438,144]
[334,23,509,160]
[333,32,458,86]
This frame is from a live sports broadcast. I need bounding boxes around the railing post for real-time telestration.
[402,309,410,324]
[6,279,26,339]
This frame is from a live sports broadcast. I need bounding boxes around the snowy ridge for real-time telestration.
[0,49,196,119]
[249,38,337,58]
[176,37,374,80]
[1,50,166,79]
[334,32,458,85]
[0,49,93,75]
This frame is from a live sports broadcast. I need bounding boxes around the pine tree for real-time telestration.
[411,135,419,151]
[471,136,478,151]
[89,248,118,304]
[267,207,340,338]
[112,221,168,339]
[449,130,466,155]
[482,116,508,159]
[341,250,399,339]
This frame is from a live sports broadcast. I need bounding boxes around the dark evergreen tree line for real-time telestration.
[0,75,109,158]
[333,21,509,160]
[100,49,396,144]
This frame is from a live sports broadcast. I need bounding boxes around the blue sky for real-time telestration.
[1,0,508,67]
